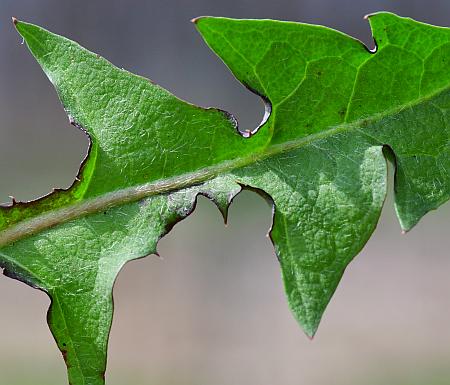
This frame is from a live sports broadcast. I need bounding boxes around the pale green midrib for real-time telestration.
[0,84,448,248]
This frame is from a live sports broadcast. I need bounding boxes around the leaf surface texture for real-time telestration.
[0,13,448,384]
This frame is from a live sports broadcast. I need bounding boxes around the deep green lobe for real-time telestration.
[1,201,170,385]
[0,12,448,385]
[15,22,265,193]
[194,12,449,333]
[0,22,270,231]
[233,132,387,336]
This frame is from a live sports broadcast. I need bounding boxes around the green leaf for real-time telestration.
[1,12,449,384]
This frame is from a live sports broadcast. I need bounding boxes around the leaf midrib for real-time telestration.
[0,84,447,248]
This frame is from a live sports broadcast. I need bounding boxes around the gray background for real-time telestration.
[0,1,449,384]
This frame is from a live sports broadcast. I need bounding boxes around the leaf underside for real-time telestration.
[0,12,449,385]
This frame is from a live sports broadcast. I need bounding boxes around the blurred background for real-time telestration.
[0,0,449,384]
